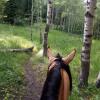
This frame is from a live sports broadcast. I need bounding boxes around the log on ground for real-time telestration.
[0,46,34,52]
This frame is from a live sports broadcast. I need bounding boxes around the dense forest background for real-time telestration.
[0,0,100,39]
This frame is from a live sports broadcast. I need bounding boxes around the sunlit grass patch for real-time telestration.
[0,24,33,99]
[0,34,34,49]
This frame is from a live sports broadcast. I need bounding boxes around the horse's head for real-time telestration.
[47,47,76,71]
[40,48,76,100]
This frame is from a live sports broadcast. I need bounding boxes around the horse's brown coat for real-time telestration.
[46,48,76,100]
[59,69,70,100]
[49,62,70,100]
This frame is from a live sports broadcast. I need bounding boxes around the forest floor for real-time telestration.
[23,55,47,100]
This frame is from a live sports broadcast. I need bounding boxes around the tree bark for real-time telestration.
[39,0,43,44]
[68,13,71,33]
[51,1,54,29]
[43,0,52,56]
[96,72,100,88]
[30,0,34,41]
[79,0,97,88]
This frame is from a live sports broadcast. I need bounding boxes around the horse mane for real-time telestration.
[55,53,72,91]
[40,54,72,100]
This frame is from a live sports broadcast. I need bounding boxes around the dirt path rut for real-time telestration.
[23,57,44,100]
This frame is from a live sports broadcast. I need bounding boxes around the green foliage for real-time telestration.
[48,30,100,100]
[4,0,17,24]
[0,24,33,99]
[53,0,84,34]
[0,52,29,99]
[3,0,46,25]
[0,0,7,23]
[0,35,33,49]
[0,22,100,99]
[0,0,5,13]
[0,0,100,38]
[3,0,30,24]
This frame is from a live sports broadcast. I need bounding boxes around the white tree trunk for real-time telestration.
[96,72,100,88]
[79,0,97,88]
[43,0,52,56]
[39,0,43,44]
[47,0,52,25]
[30,0,34,41]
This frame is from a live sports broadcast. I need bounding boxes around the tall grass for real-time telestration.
[0,24,32,99]
[0,24,100,99]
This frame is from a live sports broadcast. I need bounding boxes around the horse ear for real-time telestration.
[62,49,76,64]
[47,47,56,63]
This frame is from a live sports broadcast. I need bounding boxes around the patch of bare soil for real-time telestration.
[22,57,47,100]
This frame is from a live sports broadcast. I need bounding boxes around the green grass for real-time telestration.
[0,52,29,99]
[0,24,100,99]
[0,24,33,99]
[49,30,100,100]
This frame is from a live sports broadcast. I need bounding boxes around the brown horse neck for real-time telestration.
[59,69,70,100]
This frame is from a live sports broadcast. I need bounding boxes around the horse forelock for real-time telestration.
[56,53,62,60]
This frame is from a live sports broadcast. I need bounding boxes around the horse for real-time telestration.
[40,48,76,100]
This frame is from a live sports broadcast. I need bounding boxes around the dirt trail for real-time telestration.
[23,57,45,100]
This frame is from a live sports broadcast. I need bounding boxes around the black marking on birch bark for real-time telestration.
[81,54,90,59]
[49,4,52,9]
[84,38,88,42]
[50,6,52,9]
[87,7,90,9]
[44,32,47,34]
[47,16,50,20]
[81,54,89,59]
[43,33,48,44]
[81,59,90,62]
[85,12,94,18]
[84,40,92,44]
[95,7,97,9]
[49,0,52,4]
[45,24,49,32]
[85,29,88,32]
[83,43,91,48]
[84,37,92,41]
[84,34,93,38]
[82,49,90,54]
[84,34,92,38]
[87,1,90,5]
